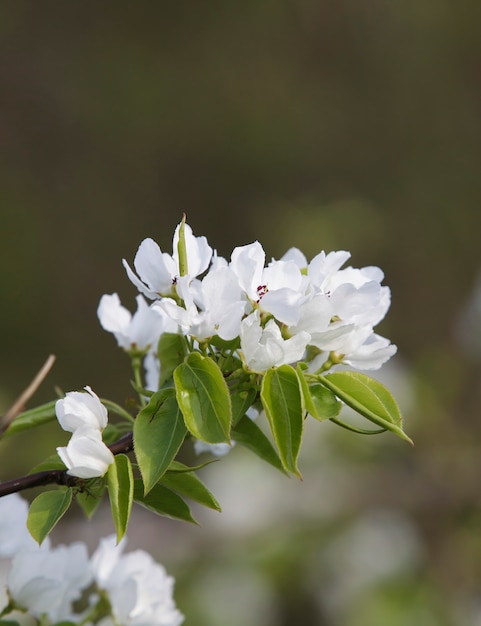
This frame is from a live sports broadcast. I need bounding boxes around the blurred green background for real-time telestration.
[1,2,481,624]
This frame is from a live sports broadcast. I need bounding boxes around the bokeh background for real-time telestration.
[1,2,481,624]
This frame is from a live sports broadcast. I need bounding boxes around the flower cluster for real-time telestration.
[0,494,183,626]
[56,386,114,478]
[99,219,396,388]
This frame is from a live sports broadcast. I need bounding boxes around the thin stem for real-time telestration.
[131,356,146,408]
[0,354,56,436]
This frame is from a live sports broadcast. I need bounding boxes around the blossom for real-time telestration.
[97,293,174,352]
[7,542,92,623]
[307,249,352,292]
[230,243,308,326]
[144,349,161,391]
[229,241,265,301]
[309,324,397,371]
[91,535,184,626]
[0,493,42,557]
[339,330,398,370]
[324,265,391,327]
[188,266,247,340]
[57,426,114,478]
[123,221,213,299]
[240,310,310,372]
[56,386,108,433]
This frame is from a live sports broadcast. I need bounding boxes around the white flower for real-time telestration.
[307,250,352,292]
[341,331,398,370]
[259,259,308,326]
[7,542,92,623]
[325,265,391,327]
[144,350,160,392]
[56,386,108,433]
[230,241,265,301]
[230,243,308,326]
[189,266,247,341]
[288,292,333,340]
[97,293,173,351]
[280,247,308,269]
[193,440,234,457]
[57,426,114,478]
[91,535,184,626]
[123,222,213,299]
[240,310,310,373]
[0,494,42,557]
[309,325,397,371]
[153,276,202,335]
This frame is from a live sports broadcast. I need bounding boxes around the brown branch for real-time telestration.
[0,355,56,436]
[0,432,133,498]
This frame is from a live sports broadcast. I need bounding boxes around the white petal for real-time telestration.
[230,241,265,300]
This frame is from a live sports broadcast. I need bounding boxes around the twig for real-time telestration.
[0,355,56,436]
[0,432,133,498]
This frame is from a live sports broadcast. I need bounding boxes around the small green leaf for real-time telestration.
[28,453,66,474]
[4,401,57,437]
[134,388,187,494]
[174,352,232,443]
[107,454,134,543]
[297,364,341,420]
[308,384,342,421]
[76,479,106,519]
[27,489,72,544]
[133,480,198,524]
[158,333,188,386]
[260,365,304,477]
[233,415,287,474]
[319,371,412,443]
[161,464,221,511]
[0,620,21,625]
[231,388,258,427]
[102,423,124,445]
[177,214,188,277]
[209,335,241,351]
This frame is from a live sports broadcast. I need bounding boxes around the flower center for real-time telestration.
[256,284,268,302]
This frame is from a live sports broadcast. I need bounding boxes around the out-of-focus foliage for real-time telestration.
[1,2,481,624]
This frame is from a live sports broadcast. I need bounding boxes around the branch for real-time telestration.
[0,355,56,437]
[0,432,133,498]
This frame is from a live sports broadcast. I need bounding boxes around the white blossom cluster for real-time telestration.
[98,220,396,381]
[56,386,114,478]
[0,494,183,626]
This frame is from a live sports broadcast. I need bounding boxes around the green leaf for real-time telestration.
[260,365,304,477]
[161,464,221,511]
[134,388,187,494]
[233,415,287,474]
[319,371,412,443]
[231,388,258,427]
[28,453,66,474]
[167,459,218,473]
[3,400,57,437]
[0,620,21,625]
[76,479,106,519]
[174,352,232,443]
[133,480,198,524]
[209,335,241,351]
[107,454,134,543]
[158,333,188,386]
[297,364,341,420]
[27,489,72,544]
[177,214,188,276]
